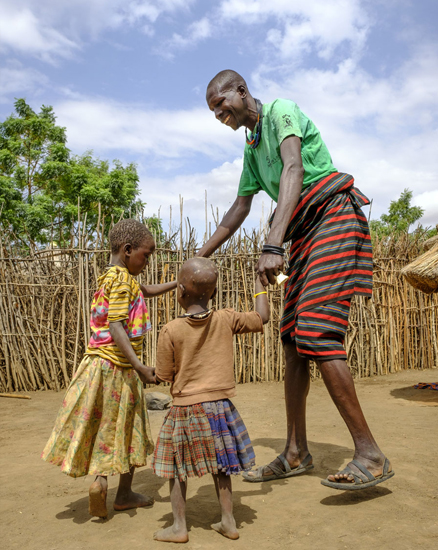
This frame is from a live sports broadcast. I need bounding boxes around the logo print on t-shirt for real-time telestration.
[282,114,293,128]
[266,155,280,168]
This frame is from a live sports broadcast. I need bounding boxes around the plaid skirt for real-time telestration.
[152,399,255,481]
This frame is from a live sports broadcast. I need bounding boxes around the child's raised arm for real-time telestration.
[254,276,270,324]
[109,321,156,385]
[140,281,177,298]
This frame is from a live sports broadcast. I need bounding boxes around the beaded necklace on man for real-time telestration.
[245,98,263,149]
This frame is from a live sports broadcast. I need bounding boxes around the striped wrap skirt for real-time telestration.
[152,399,255,482]
[275,172,373,361]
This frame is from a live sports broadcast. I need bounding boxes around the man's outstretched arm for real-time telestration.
[197,194,254,257]
[256,135,304,285]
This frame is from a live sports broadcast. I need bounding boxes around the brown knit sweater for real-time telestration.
[156,308,263,406]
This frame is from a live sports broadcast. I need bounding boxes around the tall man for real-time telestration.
[197,70,394,490]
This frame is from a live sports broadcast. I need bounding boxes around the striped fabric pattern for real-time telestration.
[276,172,373,360]
[152,404,218,481]
[295,299,351,360]
[202,399,255,475]
[86,266,151,367]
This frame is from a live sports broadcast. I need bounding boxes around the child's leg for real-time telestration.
[154,478,189,543]
[89,475,108,518]
[211,473,239,540]
[113,466,154,511]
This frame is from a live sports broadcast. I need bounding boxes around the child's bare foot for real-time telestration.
[153,525,189,543]
[212,516,239,540]
[113,490,154,511]
[89,477,108,518]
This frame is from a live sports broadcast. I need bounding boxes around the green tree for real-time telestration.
[370,188,424,237]
[142,213,165,246]
[0,99,144,246]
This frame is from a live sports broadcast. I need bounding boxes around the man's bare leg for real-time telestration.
[246,342,391,484]
[245,340,312,479]
[113,466,154,510]
[283,342,312,464]
[318,358,390,483]
[154,479,189,543]
[211,473,239,540]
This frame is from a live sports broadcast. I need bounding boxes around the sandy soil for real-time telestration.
[1,369,438,550]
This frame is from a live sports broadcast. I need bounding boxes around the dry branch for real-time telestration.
[0,393,31,399]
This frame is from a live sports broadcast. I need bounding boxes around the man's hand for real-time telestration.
[136,365,156,385]
[256,253,284,286]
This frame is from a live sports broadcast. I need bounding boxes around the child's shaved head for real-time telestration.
[178,258,218,305]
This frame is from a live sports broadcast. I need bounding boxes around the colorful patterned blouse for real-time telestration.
[86,265,151,367]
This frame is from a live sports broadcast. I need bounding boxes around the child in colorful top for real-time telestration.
[152,257,270,543]
[42,219,177,519]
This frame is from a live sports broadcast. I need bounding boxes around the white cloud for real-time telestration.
[137,158,272,239]
[108,0,194,30]
[0,1,195,61]
[0,5,79,63]
[141,158,243,217]
[253,45,438,134]
[413,191,438,228]
[247,40,438,223]
[155,0,369,63]
[112,2,161,26]
[0,63,49,102]
[160,17,212,59]
[218,0,369,62]
[54,97,244,161]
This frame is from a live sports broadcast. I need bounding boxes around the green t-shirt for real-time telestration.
[238,99,337,202]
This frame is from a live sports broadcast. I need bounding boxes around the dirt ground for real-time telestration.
[1,369,438,550]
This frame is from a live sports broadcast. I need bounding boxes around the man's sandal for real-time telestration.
[242,453,314,483]
[321,458,394,491]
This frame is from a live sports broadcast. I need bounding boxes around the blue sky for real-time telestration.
[1,0,437,238]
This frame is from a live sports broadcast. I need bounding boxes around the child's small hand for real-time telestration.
[136,365,156,385]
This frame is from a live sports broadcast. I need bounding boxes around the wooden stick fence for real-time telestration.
[0,215,437,392]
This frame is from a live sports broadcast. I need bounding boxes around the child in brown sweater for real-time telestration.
[152,257,269,543]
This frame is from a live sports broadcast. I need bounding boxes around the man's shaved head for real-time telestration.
[207,70,248,94]
[206,69,256,132]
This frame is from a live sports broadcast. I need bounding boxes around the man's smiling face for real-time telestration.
[206,83,248,131]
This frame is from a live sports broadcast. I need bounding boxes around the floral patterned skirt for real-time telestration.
[41,355,154,477]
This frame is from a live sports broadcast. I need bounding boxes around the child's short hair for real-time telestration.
[109,219,154,254]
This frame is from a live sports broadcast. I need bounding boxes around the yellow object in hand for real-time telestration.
[275,273,289,285]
